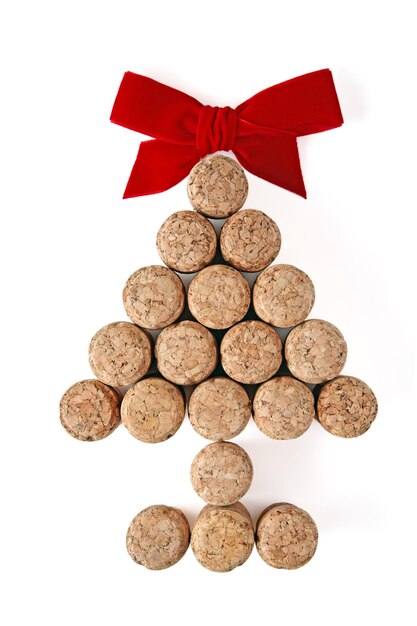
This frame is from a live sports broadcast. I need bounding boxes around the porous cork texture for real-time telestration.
[59,379,120,441]
[285,319,347,384]
[253,376,315,440]
[253,264,315,327]
[155,320,217,385]
[190,441,253,506]
[191,502,254,572]
[187,264,251,330]
[126,505,190,570]
[317,375,378,438]
[221,320,283,384]
[156,210,217,273]
[220,209,281,272]
[121,377,185,443]
[188,377,251,441]
[123,265,185,330]
[187,155,248,218]
[89,321,152,387]
[256,503,318,569]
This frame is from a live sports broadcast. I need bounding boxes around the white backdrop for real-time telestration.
[1,1,416,624]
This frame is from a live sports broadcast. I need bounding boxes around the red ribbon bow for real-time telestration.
[110,69,343,199]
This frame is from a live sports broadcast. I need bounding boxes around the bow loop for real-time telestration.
[196,105,237,156]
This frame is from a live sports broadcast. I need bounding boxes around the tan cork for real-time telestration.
[220,320,282,384]
[256,503,318,569]
[59,379,120,441]
[188,376,251,441]
[253,376,315,440]
[121,377,185,443]
[126,505,190,570]
[187,264,251,330]
[123,265,185,330]
[190,441,253,506]
[187,155,248,219]
[317,375,378,438]
[253,264,315,328]
[191,502,254,572]
[88,321,152,387]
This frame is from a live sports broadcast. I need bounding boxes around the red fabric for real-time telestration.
[110,69,343,199]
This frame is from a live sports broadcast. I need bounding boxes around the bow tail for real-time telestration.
[123,139,200,198]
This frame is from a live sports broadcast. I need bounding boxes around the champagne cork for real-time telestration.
[253,264,315,327]
[155,320,217,385]
[190,441,253,506]
[123,265,185,330]
[59,379,120,441]
[256,503,318,569]
[191,502,254,572]
[126,505,190,570]
[220,209,281,272]
[89,321,152,387]
[317,375,378,438]
[187,155,248,218]
[221,320,282,384]
[121,377,185,443]
[156,210,217,273]
[188,376,251,441]
[253,376,315,440]
[285,319,347,384]
[187,264,251,330]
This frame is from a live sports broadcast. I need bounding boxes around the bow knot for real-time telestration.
[196,105,237,156]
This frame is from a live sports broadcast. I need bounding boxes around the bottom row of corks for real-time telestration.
[127,501,318,572]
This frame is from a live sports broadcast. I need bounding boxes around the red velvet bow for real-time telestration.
[110,69,343,199]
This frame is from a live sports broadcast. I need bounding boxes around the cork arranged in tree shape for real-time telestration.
[59,154,378,571]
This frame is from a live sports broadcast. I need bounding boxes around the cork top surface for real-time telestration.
[221,320,283,384]
[60,379,120,441]
[89,321,152,387]
[191,502,254,572]
[123,265,185,330]
[317,375,378,438]
[190,441,253,506]
[156,210,217,273]
[126,505,190,570]
[188,376,251,441]
[285,319,347,384]
[253,264,315,328]
[187,155,248,218]
[256,503,318,569]
[155,320,218,385]
[121,377,185,443]
[220,209,281,272]
[187,264,251,330]
[253,376,315,440]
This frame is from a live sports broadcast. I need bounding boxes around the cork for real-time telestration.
[220,209,281,272]
[123,265,185,330]
[220,320,283,384]
[191,502,254,572]
[188,377,251,441]
[187,155,248,218]
[187,264,251,330]
[59,379,120,441]
[121,377,185,443]
[253,376,315,440]
[190,441,253,506]
[89,321,152,387]
[285,319,347,384]
[155,320,217,385]
[126,505,190,570]
[317,375,378,438]
[156,210,217,273]
[253,264,315,328]
[256,503,318,569]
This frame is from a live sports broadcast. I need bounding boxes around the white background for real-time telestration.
[1,1,416,624]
